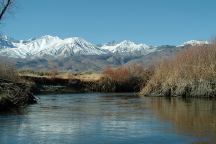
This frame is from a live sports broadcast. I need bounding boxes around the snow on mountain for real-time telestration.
[0,35,18,49]
[0,35,107,58]
[0,35,210,59]
[36,37,107,57]
[101,40,156,55]
[179,40,209,47]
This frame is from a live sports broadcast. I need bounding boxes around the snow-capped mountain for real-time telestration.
[178,40,209,47]
[0,35,18,49]
[0,35,209,59]
[0,35,107,58]
[34,36,107,58]
[101,40,156,55]
[0,35,209,71]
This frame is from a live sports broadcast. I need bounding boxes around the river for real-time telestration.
[0,93,215,144]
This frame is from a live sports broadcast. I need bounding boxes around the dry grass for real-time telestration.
[141,42,216,97]
[0,60,20,82]
[19,70,58,78]
[19,70,102,82]
[98,64,153,92]
[75,73,101,81]
[0,59,36,110]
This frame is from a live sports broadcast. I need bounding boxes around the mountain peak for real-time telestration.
[0,35,18,49]
[0,35,106,58]
[0,35,8,40]
[0,34,17,42]
[120,40,134,44]
[183,40,209,46]
[101,40,152,55]
[38,35,61,41]
[63,37,88,43]
[0,35,210,59]
[41,35,59,39]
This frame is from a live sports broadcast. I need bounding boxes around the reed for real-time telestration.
[97,64,153,92]
[141,42,216,97]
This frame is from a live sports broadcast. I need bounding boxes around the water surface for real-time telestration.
[0,93,215,144]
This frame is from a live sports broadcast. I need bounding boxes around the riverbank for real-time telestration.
[140,43,216,98]
[19,65,149,94]
[0,67,145,111]
[0,62,37,111]
[0,78,37,111]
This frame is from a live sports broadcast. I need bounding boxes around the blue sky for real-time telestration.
[1,0,216,45]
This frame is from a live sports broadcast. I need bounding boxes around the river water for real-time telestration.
[0,93,215,144]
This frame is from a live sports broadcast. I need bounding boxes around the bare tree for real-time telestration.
[0,0,13,21]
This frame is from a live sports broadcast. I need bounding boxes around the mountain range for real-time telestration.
[0,35,209,71]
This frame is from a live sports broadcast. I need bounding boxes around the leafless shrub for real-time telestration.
[141,41,216,97]
[0,58,19,82]
[99,64,154,92]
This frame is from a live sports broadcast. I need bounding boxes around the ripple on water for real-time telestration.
[0,93,215,144]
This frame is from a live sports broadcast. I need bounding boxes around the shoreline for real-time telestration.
[1,71,215,112]
[0,78,37,111]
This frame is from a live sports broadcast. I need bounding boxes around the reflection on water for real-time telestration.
[0,93,215,144]
[151,97,216,143]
